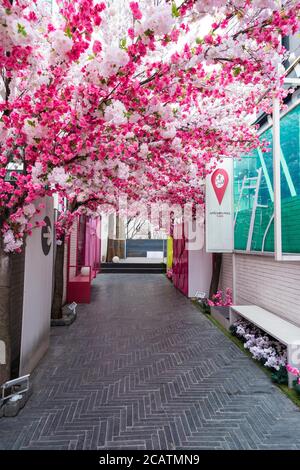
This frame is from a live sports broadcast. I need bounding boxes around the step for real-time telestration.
[102,262,165,269]
[101,267,166,274]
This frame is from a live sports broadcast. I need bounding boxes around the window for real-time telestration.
[234,102,300,253]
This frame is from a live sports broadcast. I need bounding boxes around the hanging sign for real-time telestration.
[206,159,234,253]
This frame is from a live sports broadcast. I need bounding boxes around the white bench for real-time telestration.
[230,305,300,387]
[147,251,163,259]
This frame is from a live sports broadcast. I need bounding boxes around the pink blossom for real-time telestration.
[1,0,299,251]
[92,40,102,55]
[128,28,135,40]
[208,289,233,307]
[129,2,142,21]
[286,364,300,376]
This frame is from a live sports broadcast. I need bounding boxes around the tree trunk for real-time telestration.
[9,247,25,379]
[106,238,114,262]
[0,242,12,385]
[106,238,125,261]
[114,215,121,259]
[209,253,222,299]
[106,214,115,262]
[116,215,120,239]
[51,241,65,320]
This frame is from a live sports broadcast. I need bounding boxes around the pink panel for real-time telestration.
[77,215,86,269]
[172,223,188,296]
[96,218,101,274]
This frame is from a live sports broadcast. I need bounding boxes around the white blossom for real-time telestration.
[23,204,36,218]
[100,45,129,78]
[104,100,128,125]
[49,29,73,56]
[233,319,287,371]
[160,123,177,139]
[3,230,23,252]
[48,168,70,188]
[139,143,149,159]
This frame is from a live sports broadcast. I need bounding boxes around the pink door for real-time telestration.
[172,223,188,296]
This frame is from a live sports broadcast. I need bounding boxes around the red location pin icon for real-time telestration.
[211,168,229,205]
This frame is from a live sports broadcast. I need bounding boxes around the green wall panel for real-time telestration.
[234,103,300,253]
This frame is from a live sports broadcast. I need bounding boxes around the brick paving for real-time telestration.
[1,274,300,449]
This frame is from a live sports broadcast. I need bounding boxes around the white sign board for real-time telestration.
[194,291,207,299]
[206,158,234,252]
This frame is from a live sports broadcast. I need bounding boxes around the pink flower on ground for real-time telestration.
[286,364,300,376]
[208,288,233,307]
[166,268,173,279]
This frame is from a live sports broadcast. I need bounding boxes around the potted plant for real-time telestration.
[232,318,288,384]
[208,288,233,329]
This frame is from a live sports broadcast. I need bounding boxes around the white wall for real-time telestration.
[68,217,78,278]
[188,247,212,298]
[289,34,300,59]
[19,197,54,375]
[219,253,300,327]
[100,214,109,262]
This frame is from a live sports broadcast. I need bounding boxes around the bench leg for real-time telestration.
[229,308,239,326]
[287,344,300,388]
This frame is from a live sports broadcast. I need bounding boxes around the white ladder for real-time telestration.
[234,168,268,251]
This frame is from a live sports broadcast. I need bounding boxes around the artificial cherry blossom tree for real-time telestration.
[2,0,299,251]
[0,0,108,380]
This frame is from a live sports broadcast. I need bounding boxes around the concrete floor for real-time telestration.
[1,274,300,449]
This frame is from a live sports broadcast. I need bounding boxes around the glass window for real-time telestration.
[234,102,300,253]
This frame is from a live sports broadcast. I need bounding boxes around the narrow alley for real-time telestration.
[1,274,300,450]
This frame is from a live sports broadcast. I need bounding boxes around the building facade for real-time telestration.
[219,45,300,326]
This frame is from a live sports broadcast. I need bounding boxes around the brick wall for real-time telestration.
[219,252,300,327]
[219,253,233,291]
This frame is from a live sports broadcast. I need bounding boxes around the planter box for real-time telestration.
[211,306,230,330]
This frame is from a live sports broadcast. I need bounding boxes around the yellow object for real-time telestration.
[167,236,173,269]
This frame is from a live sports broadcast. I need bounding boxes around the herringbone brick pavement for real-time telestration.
[1,274,300,449]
